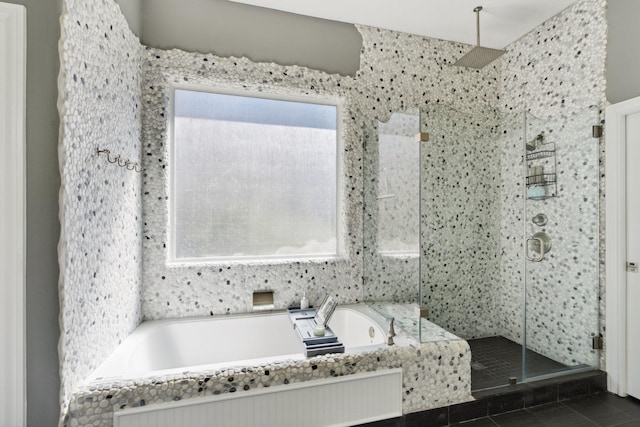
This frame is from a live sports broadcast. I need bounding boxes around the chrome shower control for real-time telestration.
[526,232,551,262]
[532,213,548,226]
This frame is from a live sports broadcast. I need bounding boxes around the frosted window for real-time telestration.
[171,89,338,261]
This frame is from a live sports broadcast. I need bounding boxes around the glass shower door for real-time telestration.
[419,104,528,390]
[523,106,601,380]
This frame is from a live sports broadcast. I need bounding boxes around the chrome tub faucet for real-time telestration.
[387,317,396,346]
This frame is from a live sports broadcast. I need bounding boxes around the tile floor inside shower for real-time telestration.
[468,336,584,391]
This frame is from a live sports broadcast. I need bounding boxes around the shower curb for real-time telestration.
[356,370,607,427]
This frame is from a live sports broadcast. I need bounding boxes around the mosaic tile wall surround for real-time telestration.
[141,25,505,322]
[523,110,600,367]
[419,105,504,339]
[140,48,363,319]
[58,0,143,415]
[358,0,607,364]
[357,28,504,336]
[497,0,607,366]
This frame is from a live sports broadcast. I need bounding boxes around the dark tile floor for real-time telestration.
[468,336,579,390]
[455,393,640,426]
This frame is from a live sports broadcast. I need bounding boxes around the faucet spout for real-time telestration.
[387,317,396,346]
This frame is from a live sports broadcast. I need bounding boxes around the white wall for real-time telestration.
[0,4,26,425]
[115,0,141,36]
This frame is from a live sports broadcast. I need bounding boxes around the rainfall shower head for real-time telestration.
[453,6,505,69]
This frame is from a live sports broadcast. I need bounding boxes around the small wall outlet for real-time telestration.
[253,290,274,311]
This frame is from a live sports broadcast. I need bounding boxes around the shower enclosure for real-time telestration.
[363,103,602,391]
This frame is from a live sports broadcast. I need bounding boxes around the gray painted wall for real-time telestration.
[139,0,362,76]
[115,0,141,37]
[134,0,640,104]
[606,0,640,103]
[3,0,62,425]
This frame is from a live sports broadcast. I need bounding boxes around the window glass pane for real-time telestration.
[172,90,338,260]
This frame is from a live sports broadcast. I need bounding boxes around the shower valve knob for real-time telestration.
[526,232,551,262]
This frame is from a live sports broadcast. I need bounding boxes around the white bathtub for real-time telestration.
[90,304,393,382]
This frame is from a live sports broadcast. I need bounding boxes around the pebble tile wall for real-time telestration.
[58,0,608,424]
[419,105,504,339]
[140,47,362,318]
[523,110,600,367]
[58,0,143,416]
[141,24,504,320]
[497,0,606,367]
[358,27,503,318]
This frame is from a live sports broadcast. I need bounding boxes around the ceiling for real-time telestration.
[228,0,578,49]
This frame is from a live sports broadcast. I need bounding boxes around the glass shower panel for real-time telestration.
[377,111,420,255]
[523,106,601,380]
[363,109,421,340]
[419,104,505,344]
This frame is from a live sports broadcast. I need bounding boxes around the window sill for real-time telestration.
[377,251,419,259]
[167,254,347,268]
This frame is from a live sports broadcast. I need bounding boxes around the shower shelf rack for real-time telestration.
[525,141,557,200]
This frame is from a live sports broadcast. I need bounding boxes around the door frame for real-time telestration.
[605,96,640,396]
[0,3,27,425]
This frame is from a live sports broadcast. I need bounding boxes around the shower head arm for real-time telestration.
[474,6,483,47]
[453,4,504,69]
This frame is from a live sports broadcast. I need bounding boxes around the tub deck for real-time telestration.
[90,304,400,382]
[66,303,472,427]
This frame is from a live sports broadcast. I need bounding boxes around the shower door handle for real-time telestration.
[526,237,545,262]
